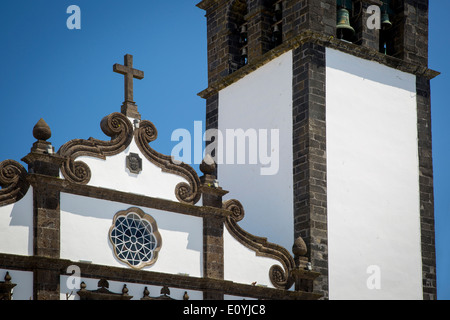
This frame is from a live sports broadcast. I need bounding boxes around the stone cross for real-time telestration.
[113,54,144,119]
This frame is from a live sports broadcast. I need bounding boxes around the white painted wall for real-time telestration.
[223,227,283,289]
[326,48,422,299]
[218,51,294,252]
[73,138,187,202]
[60,193,203,277]
[0,189,33,256]
[0,269,33,300]
[60,275,203,300]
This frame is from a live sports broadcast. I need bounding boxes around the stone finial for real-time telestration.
[292,236,307,258]
[200,154,216,175]
[4,272,11,283]
[122,284,129,296]
[32,118,51,141]
[160,286,170,297]
[98,278,109,289]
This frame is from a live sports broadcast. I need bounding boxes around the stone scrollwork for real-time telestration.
[58,112,134,184]
[175,182,194,204]
[134,120,201,205]
[223,199,245,222]
[57,111,201,205]
[0,160,30,207]
[223,199,295,290]
[269,265,291,290]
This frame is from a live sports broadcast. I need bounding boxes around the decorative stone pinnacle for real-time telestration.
[4,272,11,283]
[33,118,51,141]
[200,154,216,175]
[292,236,307,258]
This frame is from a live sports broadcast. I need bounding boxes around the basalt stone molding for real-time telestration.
[77,279,133,301]
[57,111,202,205]
[141,285,181,300]
[0,160,30,207]
[58,112,134,185]
[198,30,439,100]
[223,199,321,293]
[292,41,329,298]
[0,253,321,300]
[416,75,437,300]
[134,119,202,205]
[26,174,230,221]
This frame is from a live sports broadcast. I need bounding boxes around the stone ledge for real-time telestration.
[26,174,231,220]
[0,254,322,300]
[198,30,440,99]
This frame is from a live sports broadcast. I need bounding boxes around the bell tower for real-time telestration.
[197,0,438,299]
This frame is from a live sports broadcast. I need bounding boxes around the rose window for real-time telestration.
[109,208,162,269]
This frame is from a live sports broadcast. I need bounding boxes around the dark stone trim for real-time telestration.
[32,183,60,259]
[0,254,321,300]
[57,111,202,205]
[292,42,328,299]
[58,112,134,185]
[34,268,60,300]
[416,75,436,300]
[205,93,219,132]
[198,30,439,99]
[203,215,225,299]
[0,160,30,207]
[353,0,380,51]
[134,120,202,205]
[26,174,229,220]
[205,94,219,178]
[32,179,61,300]
[222,199,322,294]
[201,171,227,295]
[77,279,133,300]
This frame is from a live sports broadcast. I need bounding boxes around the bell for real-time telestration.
[241,47,248,65]
[381,12,392,30]
[241,46,248,57]
[273,24,281,35]
[275,2,282,14]
[240,24,247,35]
[336,8,355,40]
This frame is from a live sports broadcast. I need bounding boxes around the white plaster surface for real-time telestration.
[0,189,33,256]
[326,48,423,300]
[223,227,282,289]
[218,51,294,252]
[73,138,187,202]
[60,193,203,277]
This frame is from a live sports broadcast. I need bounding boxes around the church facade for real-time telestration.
[0,0,437,300]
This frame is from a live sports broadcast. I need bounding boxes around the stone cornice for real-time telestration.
[198,30,440,99]
[26,174,229,220]
[0,253,322,300]
[196,0,222,11]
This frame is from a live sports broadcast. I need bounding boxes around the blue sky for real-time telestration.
[0,1,448,299]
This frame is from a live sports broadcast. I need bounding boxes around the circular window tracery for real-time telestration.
[109,208,162,269]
